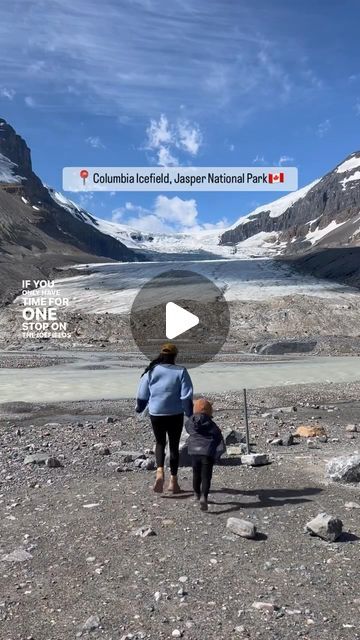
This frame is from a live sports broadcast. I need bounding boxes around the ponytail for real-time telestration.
[141,352,176,376]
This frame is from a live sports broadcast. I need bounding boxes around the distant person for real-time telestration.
[136,343,193,494]
[185,398,224,511]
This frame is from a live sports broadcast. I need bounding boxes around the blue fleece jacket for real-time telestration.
[136,364,193,417]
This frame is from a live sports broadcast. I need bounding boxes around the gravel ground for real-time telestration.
[1,383,360,640]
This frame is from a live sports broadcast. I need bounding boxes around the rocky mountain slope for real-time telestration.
[0,118,137,303]
[220,153,360,252]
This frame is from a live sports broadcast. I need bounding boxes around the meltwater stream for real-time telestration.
[0,352,360,403]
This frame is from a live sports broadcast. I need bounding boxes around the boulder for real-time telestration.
[345,424,358,433]
[295,425,327,438]
[251,339,317,355]
[270,438,283,446]
[223,429,245,445]
[226,517,257,539]
[24,453,49,465]
[241,453,269,466]
[326,454,360,483]
[226,445,246,457]
[282,433,295,447]
[305,513,343,542]
[133,526,156,538]
[252,601,279,613]
[46,456,63,468]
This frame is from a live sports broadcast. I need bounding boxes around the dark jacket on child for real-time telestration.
[185,413,224,459]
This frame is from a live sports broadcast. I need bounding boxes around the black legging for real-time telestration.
[192,455,214,499]
[150,414,183,476]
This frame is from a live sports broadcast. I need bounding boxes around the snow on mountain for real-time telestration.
[340,171,360,190]
[229,179,321,228]
[335,154,360,173]
[305,220,346,244]
[0,152,23,184]
[49,188,282,259]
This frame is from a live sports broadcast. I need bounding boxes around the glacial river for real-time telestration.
[0,351,360,404]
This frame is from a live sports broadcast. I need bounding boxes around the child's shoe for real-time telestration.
[199,495,208,511]
[193,492,200,502]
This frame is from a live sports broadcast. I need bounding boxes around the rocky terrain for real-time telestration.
[1,382,360,640]
[1,291,360,356]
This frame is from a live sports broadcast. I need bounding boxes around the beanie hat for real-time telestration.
[160,342,178,356]
[193,398,213,417]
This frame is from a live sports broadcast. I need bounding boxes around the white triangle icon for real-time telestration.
[166,302,199,339]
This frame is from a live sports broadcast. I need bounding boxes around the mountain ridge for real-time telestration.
[0,118,138,303]
[219,152,360,251]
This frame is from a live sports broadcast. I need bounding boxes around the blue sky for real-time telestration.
[0,0,360,232]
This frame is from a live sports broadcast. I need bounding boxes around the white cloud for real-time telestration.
[176,120,202,155]
[278,155,294,165]
[317,119,331,137]
[0,87,15,100]
[111,194,218,233]
[253,154,266,164]
[25,96,36,108]
[85,136,105,149]
[145,114,201,166]
[0,1,325,123]
[157,145,178,167]
[147,114,173,148]
[155,195,198,226]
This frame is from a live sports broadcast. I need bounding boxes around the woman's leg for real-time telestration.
[167,415,183,476]
[150,415,167,492]
[150,415,167,467]
[166,414,184,492]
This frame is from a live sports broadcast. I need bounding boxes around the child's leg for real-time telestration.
[192,456,202,497]
[200,456,214,499]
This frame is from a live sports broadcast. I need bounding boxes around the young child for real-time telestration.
[185,398,224,511]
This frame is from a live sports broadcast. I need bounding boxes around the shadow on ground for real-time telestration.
[161,486,323,515]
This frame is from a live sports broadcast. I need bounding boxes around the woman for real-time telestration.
[136,343,193,494]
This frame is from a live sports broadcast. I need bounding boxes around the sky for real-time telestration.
[0,0,360,234]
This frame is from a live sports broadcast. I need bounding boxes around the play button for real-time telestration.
[130,269,230,368]
[166,302,199,339]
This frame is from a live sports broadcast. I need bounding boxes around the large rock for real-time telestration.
[24,453,49,465]
[326,454,360,483]
[241,453,269,466]
[223,429,245,445]
[306,513,343,542]
[295,425,327,438]
[165,433,192,468]
[227,517,257,539]
[251,340,317,355]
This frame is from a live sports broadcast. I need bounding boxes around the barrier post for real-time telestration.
[243,388,251,454]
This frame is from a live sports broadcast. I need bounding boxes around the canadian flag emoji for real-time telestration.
[268,172,284,183]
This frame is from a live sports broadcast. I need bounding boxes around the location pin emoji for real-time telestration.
[80,169,89,186]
